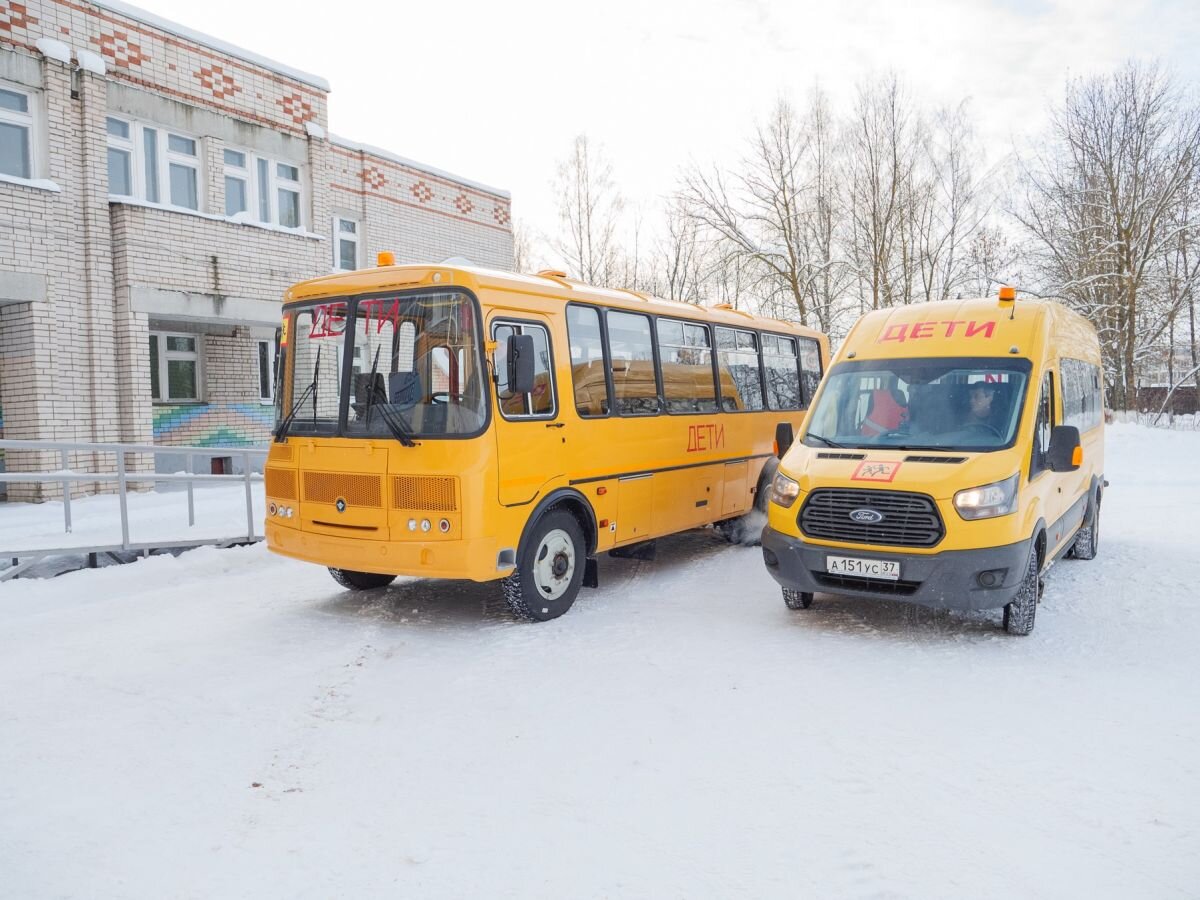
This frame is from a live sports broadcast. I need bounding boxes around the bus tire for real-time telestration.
[1002,543,1041,636]
[1070,489,1100,560]
[783,588,813,610]
[502,509,586,622]
[328,568,396,590]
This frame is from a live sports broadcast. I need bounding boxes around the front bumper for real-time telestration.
[760,526,1033,611]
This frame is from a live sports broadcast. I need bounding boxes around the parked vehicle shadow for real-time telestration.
[779,593,1004,640]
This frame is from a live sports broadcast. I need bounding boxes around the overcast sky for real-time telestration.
[136,0,1198,255]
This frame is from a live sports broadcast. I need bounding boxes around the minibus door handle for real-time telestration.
[545,422,565,429]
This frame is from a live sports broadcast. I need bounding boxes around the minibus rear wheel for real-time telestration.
[1002,545,1041,636]
[503,510,586,622]
[1069,490,1100,560]
[328,568,396,590]
[783,588,813,610]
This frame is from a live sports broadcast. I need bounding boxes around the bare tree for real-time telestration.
[1014,62,1200,408]
[553,135,625,286]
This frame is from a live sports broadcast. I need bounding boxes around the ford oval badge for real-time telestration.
[850,508,884,524]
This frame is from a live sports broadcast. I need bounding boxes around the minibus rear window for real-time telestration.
[805,357,1033,452]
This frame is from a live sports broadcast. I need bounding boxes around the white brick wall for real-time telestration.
[0,1,514,501]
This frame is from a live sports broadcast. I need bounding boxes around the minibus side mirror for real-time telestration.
[508,333,536,395]
[1047,425,1082,472]
[775,422,794,457]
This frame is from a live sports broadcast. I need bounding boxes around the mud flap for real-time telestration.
[583,558,599,589]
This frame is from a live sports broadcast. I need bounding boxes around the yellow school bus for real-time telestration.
[265,261,829,620]
[762,287,1105,635]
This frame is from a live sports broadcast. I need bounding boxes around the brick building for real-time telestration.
[0,0,514,500]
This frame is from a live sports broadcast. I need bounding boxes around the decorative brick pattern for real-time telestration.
[0,1,38,32]
[278,91,314,126]
[453,193,474,215]
[361,166,386,190]
[410,180,434,204]
[493,203,511,226]
[94,30,148,68]
[195,63,240,100]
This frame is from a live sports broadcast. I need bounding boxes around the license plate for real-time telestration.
[826,555,900,581]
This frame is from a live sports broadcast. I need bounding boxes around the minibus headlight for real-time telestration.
[954,473,1019,520]
[770,473,801,509]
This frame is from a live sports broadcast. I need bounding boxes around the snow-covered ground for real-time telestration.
[1,424,1197,899]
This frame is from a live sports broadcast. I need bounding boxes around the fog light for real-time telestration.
[439,518,450,533]
[977,568,1007,588]
[763,548,779,567]
[408,518,417,532]
[421,519,431,533]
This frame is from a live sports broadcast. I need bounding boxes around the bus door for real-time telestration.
[490,316,565,506]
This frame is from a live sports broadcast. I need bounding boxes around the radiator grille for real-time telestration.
[392,476,457,511]
[817,452,867,460]
[268,443,293,462]
[265,467,297,500]
[302,472,383,508]
[800,488,944,548]
[814,572,922,596]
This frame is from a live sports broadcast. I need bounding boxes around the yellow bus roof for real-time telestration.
[282,263,826,340]
[840,296,1100,365]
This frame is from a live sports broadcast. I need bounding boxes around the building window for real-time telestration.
[106,117,202,211]
[223,147,305,228]
[0,84,35,180]
[257,339,275,402]
[333,217,359,270]
[224,148,249,216]
[149,332,200,402]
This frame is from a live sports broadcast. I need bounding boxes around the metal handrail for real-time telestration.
[0,439,268,560]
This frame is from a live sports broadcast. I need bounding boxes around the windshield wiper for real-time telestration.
[805,432,847,449]
[274,346,321,443]
[361,346,416,448]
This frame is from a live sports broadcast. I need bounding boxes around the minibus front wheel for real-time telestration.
[328,568,397,590]
[502,509,586,622]
[1002,542,1042,636]
[783,588,813,610]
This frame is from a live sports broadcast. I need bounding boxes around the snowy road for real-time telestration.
[1,424,1198,899]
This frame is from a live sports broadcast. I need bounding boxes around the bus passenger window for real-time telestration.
[567,305,609,417]
[657,319,717,414]
[763,334,802,410]
[716,327,764,411]
[607,311,659,416]
[798,336,822,407]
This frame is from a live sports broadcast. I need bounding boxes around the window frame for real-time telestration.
[106,116,203,212]
[0,82,37,181]
[605,308,662,418]
[256,338,275,404]
[332,215,361,271]
[1029,370,1055,480]
[217,144,307,229]
[655,315,720,416]
[490,318,558,421]
[566,302,614,419]
[761,330,805,412]
[149,331,203,403]
[714,325,767,414]
[223,147,250,217]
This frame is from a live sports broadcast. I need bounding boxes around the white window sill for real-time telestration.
[109,197,324,240]
[0,173,62,193]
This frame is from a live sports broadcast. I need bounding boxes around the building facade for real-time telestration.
[0,0,514,499]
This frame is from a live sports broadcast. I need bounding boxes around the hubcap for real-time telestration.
[533,528,576,600]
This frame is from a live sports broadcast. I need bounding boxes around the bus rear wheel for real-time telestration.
[502,510,586,622]
[1070,491,1100,560]
[329,568,396,590]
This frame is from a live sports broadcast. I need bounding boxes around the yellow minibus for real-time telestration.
[762,288,1105,635]
[266,261,828,620]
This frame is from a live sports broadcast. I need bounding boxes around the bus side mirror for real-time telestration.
[1047,425,1082,472]
[775,422,794,457]
[508,333,536,395]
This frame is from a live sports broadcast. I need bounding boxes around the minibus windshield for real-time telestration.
[805,356,1033,452]
[284,290,487,439]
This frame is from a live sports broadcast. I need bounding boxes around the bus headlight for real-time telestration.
[770,473,801,509]
[954,474,1019,520]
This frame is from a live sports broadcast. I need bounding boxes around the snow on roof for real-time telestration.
[328,134,510,200]
[91,0,331,91]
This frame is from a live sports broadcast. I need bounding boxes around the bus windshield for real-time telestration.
[284,290,487,439]
[804,356,1033,452]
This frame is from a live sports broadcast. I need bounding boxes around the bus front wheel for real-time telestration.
[329,568,396,590]
[502,510,586,622]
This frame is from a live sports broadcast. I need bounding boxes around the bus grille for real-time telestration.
[800,488,944,548]
[302,472,383,508]
[392,476,457,512]
[265,467,296,500]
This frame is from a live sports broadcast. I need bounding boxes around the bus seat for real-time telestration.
[860,388,906,436]
[389,371,421,410]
